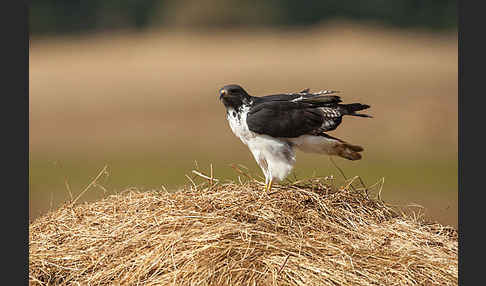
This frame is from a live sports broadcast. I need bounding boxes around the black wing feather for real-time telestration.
[246,89,370,138]
[247,101,324,138]
[252,90,341,105]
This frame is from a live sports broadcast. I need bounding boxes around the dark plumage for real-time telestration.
[220,84,371,138]
[219,84,371,192]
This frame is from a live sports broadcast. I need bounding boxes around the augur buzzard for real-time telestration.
[219,84,371,192]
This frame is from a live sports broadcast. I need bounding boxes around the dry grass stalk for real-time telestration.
[29,169,457,285]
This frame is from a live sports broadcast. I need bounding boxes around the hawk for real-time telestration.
[219,84,371,192]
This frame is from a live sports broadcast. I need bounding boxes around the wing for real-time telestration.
[254,89,342,104]
[307,103,372,133]
[309,107,343,133]
[246,101,325,138]
[246,88,364,137]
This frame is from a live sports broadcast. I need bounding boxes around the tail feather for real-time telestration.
[339,103,372,118]
[319,133,364,160]
[351,113,373,118]
[334,142,363,160]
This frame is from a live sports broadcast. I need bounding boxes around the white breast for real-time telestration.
[226,106,296,182]
[226,106,255,145]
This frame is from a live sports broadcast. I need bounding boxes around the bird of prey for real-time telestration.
[219,84,371,192]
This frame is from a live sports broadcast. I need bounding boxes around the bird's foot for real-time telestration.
[264,179,274,193]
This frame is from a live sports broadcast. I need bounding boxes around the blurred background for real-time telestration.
[29,1,457,227]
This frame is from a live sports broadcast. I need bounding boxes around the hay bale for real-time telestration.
[29,177,457,285]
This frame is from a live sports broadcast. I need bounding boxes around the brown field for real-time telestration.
[29,22,457,226]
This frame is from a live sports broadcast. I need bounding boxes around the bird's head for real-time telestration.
[219,84,251,110]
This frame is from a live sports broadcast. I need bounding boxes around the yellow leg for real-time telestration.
[267,179,274,193]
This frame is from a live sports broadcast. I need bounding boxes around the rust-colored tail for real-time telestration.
[334,142,363,160]
[321,133,364,160]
